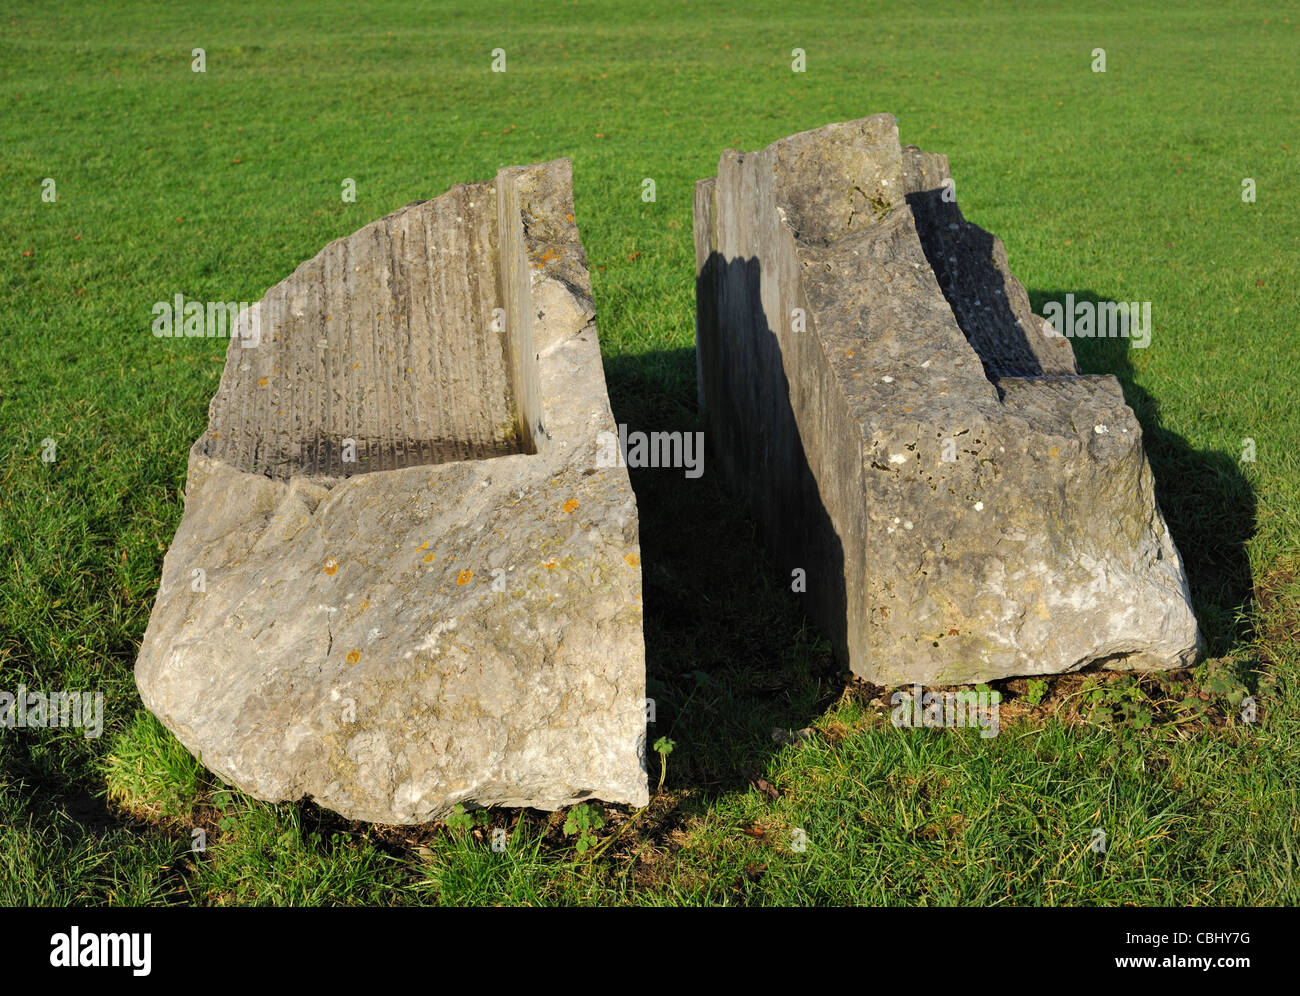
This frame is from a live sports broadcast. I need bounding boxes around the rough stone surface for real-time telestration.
[694,115,1201,684]
[137,159,648,823]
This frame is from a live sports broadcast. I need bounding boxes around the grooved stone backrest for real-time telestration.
[198,178,536,478]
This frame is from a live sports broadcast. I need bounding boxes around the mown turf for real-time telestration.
[1,0,1297,905]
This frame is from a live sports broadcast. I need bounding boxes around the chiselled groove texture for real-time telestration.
[199,184,521,479]
[695,115,1201,685]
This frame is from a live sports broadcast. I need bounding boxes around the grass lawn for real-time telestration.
[1,0,1297,905]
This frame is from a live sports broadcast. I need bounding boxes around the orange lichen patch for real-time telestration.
[625,553,641,567]
[346,650,360,665]
[532,248,562,269]
[542,558,558,570]
[562,498,579,514]
[424,553,436,563]
[323,558,339,575]
[360,600,370,611]
[257,377,269,387]
[416,541,428,551]
[456,570,473,586]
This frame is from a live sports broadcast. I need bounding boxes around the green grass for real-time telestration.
[1,0,1297,906]
[103,710,205,823]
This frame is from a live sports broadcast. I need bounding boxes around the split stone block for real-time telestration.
[136,159,648,823]
[694,115,1201,684]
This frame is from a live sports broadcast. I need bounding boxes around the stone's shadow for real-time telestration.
[3,738,118,830]
[600,253,848,796]
[1026,289,1256,653]
[907,186,1055,380]
[695,253,852,669]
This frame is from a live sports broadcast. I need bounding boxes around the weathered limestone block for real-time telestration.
[694,115,1201,684]
[137,160,648,823]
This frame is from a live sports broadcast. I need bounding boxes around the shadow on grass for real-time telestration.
[603,343,844,799]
